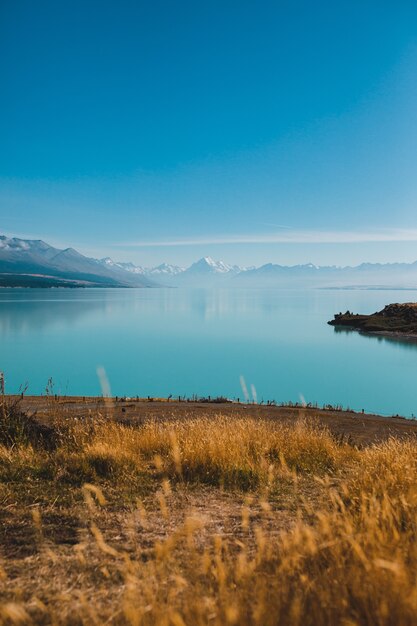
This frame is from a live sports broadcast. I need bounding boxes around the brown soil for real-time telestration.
[9,395,417,446]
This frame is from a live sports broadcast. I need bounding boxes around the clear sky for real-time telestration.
[1,0,417,267]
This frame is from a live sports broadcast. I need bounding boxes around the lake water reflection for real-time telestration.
[1,287,417,417]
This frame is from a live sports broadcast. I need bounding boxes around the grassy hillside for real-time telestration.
[1,398,417,625]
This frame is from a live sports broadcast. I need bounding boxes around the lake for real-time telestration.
[1,287,417,417]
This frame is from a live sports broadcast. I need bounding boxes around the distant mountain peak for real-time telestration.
[149,263,184,275]
[187,257,235,274]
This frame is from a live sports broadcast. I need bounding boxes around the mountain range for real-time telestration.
[2,234,417,289]
[0,236,155,288]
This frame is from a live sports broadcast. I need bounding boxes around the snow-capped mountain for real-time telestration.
[185,256,242,275]
[0,236,156,288]
[99,257,146,274]
[3,234,417,289]
[0,237,246,288]
[97,256,245,283]
[233,260,417,288]
[148,263,184,276]
[157,257,248,286]
[99,258,184,277]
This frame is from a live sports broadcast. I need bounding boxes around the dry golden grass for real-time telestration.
[1,403,417,625]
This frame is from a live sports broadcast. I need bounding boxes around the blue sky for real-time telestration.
[1,0,417,267]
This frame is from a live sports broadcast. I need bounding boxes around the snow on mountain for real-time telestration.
[100,257,118,267]
[98,256,241,280]
[99,258,146,274]
[0,236,156,288]
[233,259,417,288]
[0,236,56,258]
[98,256,243,279]
[185,256,240,275]
[117,262,146,274]
[4,234,417,289]
[0,237,30,251]
[148,263,184,276]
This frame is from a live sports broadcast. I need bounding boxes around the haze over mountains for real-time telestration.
[2,235,417,289]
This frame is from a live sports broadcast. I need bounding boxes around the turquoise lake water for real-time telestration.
[1,287,417,417]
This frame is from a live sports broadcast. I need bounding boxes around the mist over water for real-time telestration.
[1,287,417,417]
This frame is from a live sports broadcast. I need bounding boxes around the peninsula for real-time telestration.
[328,302,417,337]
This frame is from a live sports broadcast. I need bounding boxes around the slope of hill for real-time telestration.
[0,236,157,288]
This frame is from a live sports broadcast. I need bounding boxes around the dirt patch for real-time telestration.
[9,395,417,446]
[0,509,81,559]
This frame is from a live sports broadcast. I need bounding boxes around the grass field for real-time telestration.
[1,397,417,625]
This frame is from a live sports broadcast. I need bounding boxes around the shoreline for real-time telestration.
[4,394,417,446]
[361,329,417,340]
[3,393,410,418]
[340,326,417,341]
